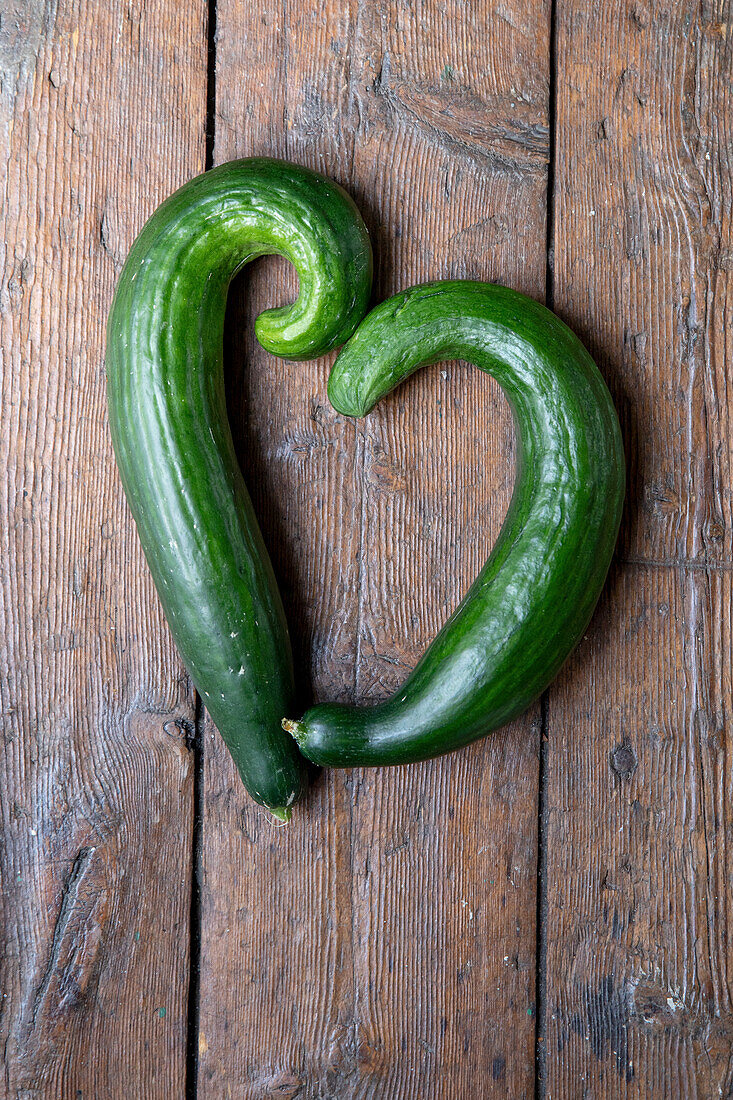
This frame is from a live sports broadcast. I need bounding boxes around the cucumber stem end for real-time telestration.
[282,718,307,746]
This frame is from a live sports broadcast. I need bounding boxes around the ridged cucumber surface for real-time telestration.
[106,158,372,816]
[284,281,625,767]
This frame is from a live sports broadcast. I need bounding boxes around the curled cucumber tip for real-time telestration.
[268,806,292,824]
[282,718,307,747]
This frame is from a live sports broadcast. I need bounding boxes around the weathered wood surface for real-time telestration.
[2,0,732,1097]
[543,1,733,1097]
[0,1,206,1095]
[197,1,549,1096]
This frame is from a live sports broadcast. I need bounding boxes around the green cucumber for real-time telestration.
[106,158,372,816]
[284,281,624,766]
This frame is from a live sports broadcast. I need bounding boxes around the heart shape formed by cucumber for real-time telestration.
[107,158,624,813]
[284,281,625,766]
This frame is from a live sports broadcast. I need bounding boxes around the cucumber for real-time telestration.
[106,158,372,817]
[283,281,625,766]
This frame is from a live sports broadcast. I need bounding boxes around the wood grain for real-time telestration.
[0,0,206,1093]
[543,563,733,1097]
[543,1,733,1095]
[553,0,732,568]
[198,1,550,1096]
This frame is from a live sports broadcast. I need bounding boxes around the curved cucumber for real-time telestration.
[106,158,372,816]
[284,281,624,767]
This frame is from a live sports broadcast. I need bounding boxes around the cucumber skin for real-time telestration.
[287,281,625,767]
[106,158,372,813]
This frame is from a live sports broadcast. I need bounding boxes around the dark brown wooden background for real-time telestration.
[1,0,731,1096]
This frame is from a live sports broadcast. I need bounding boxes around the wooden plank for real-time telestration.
[544,1,733,1095]
[199,1,550,1096]
[198,4,362,1095]
[0,1,207,1093]
[553,0,732,567]
[544,564,733,1097]
[346,3,549,1096]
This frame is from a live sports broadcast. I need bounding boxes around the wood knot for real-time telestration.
[610,739,638,780]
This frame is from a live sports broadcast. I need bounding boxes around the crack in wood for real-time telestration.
[30,846,95,1028]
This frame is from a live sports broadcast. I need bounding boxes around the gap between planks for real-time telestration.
[186,1,218,1096]
[534,0,558,1095]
